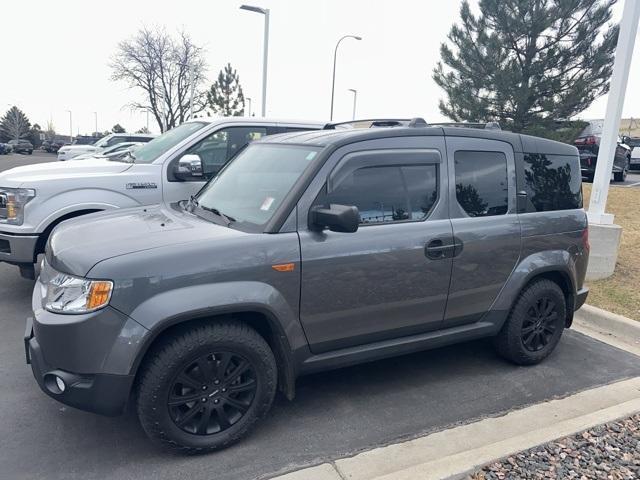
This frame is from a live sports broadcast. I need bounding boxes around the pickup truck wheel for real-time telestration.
[494,279,566,366]
[136,321,277,453]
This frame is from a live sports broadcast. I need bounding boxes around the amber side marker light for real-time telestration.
[272,263,295,272]
[86,281,113,310]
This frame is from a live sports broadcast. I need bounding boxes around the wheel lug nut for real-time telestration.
[214,399,219,404]
[214,380,220,385]
[222,388,226,392]
[202,385,207,390]
[201,398,207,402]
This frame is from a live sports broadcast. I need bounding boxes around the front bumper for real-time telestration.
[25,316,134,416]
[0,230,38,264]
[25,278,149,416]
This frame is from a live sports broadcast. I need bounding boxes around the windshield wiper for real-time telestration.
[186,196,235,226]
[199,205,235,226]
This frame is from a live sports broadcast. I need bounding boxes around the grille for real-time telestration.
[0,239,10,254]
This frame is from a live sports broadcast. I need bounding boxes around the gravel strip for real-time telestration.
[469,414,640,480]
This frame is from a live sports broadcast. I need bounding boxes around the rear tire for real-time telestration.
[614,159,629,182]
[495,279,566,365]
[136,321,277,453]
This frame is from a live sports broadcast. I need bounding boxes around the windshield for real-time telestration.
[194,143,320,230]
[129,122,207,164]
[93,135,113,148]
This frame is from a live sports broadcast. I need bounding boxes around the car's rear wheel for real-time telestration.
[494,279,566,365]
[614,159,629,182]
[136,321,277,453]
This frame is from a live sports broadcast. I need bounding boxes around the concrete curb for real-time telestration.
[574,304,640,347]
[270,306,640,480]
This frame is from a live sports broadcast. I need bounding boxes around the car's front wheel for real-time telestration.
[614,159,629,182]
[494,279,566,365]
[136,321,277,453]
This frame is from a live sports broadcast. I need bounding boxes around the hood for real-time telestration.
[59,145,99,152]
[48,204,246,276]
[0,158,132,187]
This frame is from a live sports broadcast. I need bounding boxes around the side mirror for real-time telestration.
[309,204,360,233]
[176,153,203,180]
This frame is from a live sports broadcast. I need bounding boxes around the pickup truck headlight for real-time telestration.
[0,187,35,225]
[44,270,113,314]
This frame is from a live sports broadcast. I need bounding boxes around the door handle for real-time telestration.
[425,239,452,260]
[425,238,464,260]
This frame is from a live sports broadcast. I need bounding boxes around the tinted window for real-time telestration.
[323,164,438,225]
[523,153,582,212]
[184,126,267,178]
[455,151,508,217]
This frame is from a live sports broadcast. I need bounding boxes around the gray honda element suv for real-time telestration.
[26,121,589,452]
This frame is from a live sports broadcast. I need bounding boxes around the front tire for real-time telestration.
[495,279,566,365]
[136,321,277,453]
[614,159,629,182]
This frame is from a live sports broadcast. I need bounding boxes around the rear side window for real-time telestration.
[523,153,582,212]
[454,151,508,217]
[323,164,438,225]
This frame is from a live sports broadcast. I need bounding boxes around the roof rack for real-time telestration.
[428,121,502,131]
[323,117,428,130]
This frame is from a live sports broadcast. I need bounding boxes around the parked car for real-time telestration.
[8,139,34,155]
[623,136,640,170]
[57,133,156,160]
[67,142,143,161]
[0,143,12,155]
[25,120,589,452]
[574,121,631,182]
[0,118,322,278]
[47,140,66,153]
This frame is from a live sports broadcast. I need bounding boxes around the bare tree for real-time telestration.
[110,27,207,132]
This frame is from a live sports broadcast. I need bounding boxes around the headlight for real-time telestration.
[0,187,35,225]
[44,270,113,314]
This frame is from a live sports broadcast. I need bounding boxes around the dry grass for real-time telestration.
[583,184,640,320]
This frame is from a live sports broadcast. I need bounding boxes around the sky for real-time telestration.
[1,0,638,136]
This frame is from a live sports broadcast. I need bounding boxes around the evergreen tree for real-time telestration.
[112,124,126,133]
[433,0,618,132]
[0,106,31,141]
[206,63,245,116]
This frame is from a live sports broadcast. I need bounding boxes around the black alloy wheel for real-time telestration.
[168,352,257,435]
[521,297,559,352]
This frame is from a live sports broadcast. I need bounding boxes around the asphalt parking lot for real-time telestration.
[1,153,640,480]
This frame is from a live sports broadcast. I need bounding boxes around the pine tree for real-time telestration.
[206,63,245,116]
[0,106,32,142]
[433,0,618,132]
[112,124,126,133]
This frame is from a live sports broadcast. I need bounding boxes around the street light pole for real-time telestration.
[92,112,97,135]
[240,5,269,117]
[246,97,252,117]
[66,110,72,143]
[330,35,362,121]
[348,89,358,120]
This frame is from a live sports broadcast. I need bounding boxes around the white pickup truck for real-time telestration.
[0,118,321,278]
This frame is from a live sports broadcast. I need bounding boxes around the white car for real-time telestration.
[0,118,322,278]
[57,133,156,160]
[69,142,144,161]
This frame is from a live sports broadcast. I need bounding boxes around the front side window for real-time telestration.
[195,144,320,230]
[184,126,267,178]
[523,153,582,212]
[320,164,438,225]
[454,151,508,217]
